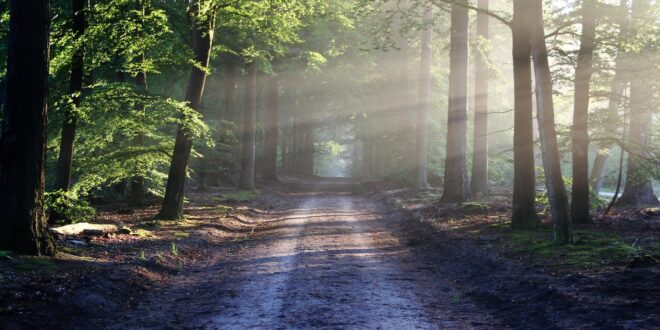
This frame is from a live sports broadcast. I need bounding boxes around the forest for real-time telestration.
[0,0,659,328]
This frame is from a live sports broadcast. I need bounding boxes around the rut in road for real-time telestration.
[120,193,496,329]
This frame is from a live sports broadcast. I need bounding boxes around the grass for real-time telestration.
[213,190,260,203]
[499,227,654,269]
[173,231,190,239]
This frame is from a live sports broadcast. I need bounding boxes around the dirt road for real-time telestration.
[117,193,496,329]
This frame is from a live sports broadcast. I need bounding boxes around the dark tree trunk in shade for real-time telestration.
[239,66,257,190]
[263,75,279,181]
[441,0,470,203]
[415,6,432,189]
[470,0,490,198]
[158,7,214,219]
[529,0,573,243]
[55,0,85,191]
[590,0,628,194]
[301,113,315,177]
[570,0,596,224]
[0,0,55,255]
[511,0,540,230]
[618,0,659,207]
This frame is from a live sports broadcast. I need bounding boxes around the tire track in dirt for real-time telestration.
[115,192,497,329]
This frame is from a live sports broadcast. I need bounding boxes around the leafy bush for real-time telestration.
[45,190,96,225]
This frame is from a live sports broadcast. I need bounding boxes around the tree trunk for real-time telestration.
[511,0,540,230]
[239,65,257,190]
[263,75,279,181]
[618,0,659,207]
[529,0,573,243]
[415,6,432,189]
[570,0,596,224]
[591,61,626,194]
[441,0,470,203]
[0,0,55,255]
[590,0,628,194]
[224,57,240,124]
[158,6,214,219]
[55,0,85,191]
[470,0,490,198]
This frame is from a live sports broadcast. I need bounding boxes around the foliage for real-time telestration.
[45,190,96,225]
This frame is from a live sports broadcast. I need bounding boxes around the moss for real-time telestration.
[132,229,155,237]
[214,190,261,203]
[173,231,190,239]
[503,228,651,268]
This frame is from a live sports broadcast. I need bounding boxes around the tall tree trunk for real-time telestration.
[263,75,279,181]
[239,65,257,190]
[618,0,658,207]
[55,0,85,191]
[415,6,432,189]
[590,0,628,194]
[530,0,573,243]
[441,0,470,203]
[570,0,597,224]
[0,0,55,255]
[470,0,490,197]
[158,5,214,219]
[511,0,540,230]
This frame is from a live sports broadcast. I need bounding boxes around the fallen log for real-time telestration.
[50,223,119,236]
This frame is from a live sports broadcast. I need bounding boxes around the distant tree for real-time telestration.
[617,0,659,207]
[469,0,490,197]
[239,65,257,190]
[415,5,432,189]
[0,0,55,255]
[262,75,280,181]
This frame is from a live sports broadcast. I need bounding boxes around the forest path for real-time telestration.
[118,192,495,329]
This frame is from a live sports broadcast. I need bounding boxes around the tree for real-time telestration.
[415,5,432,189]
[529,0,573,243]
[571,0,597,224]
[469,0,489,197]
[55,0,86,192]
[441,0,470,203]
[158,2,214,219]
[239,65,257,190]
[617,0,659,207]
[0,0,55,255]
[262,75,280,181]
[590,0,629,194]
[511,0,540,230]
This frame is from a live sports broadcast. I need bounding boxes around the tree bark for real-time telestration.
[415,6,432,189]
[529,0,573,243]
[441,0,470,203]
[0,0,55,255]
[158,5,214,219]
[470,0,490,198]
[511,0,540,230]
[239,65,257,190]
[55,0,86,192]
[570,0,597,224]
[263,75,279,181]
